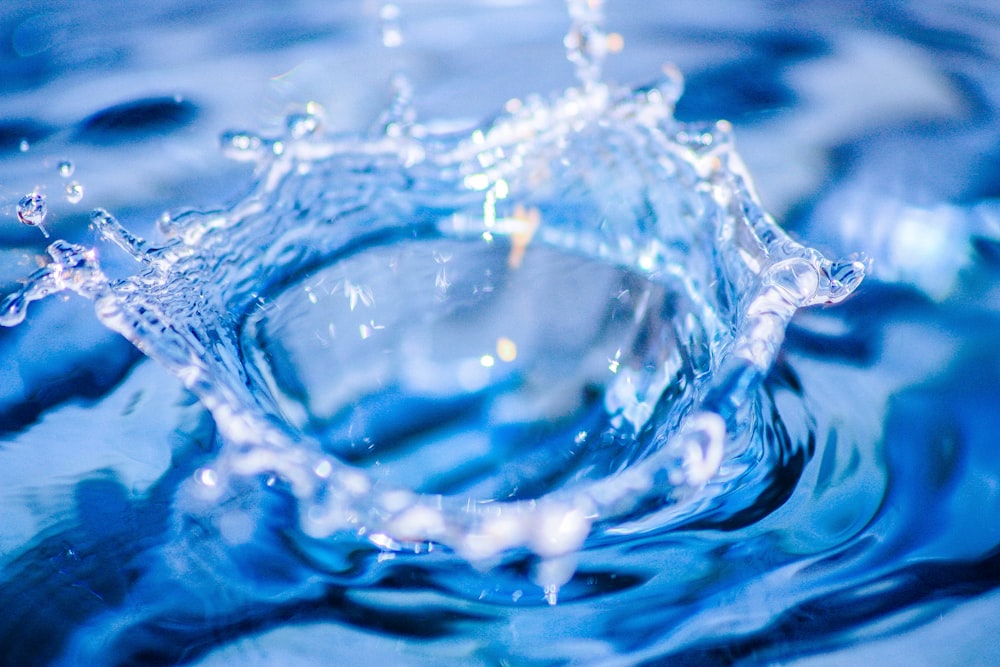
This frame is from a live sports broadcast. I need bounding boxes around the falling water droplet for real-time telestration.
[286,103,324,139]
[16,192,50,238]
[66,181,84,204]
[379,4,403,48]
[380,73,416,139]
[58,160,75,177]
[17,192,46,226]
[564,0,608,88]
[18,139,30,152]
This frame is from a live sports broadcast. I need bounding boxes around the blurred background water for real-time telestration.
[2,1,1000,665]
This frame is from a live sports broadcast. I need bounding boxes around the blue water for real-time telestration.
[2,1,999,665]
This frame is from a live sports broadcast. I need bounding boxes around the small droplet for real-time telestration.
[57,160,74,177]
[564,0,608,86]
[17,192,47,227]
[65,181,84,204]
[18,139,29,152]
[379,4,403,48]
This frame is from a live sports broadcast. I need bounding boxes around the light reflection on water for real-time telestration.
[1,2,1000,665]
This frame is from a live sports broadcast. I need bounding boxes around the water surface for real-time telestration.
[1,2,999,665]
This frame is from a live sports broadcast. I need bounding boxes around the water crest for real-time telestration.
[0,3,902,663]
[0,61,862,587]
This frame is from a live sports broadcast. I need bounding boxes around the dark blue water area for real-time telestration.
[2,1,1000,665]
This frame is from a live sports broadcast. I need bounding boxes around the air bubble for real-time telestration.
[58,160,75,177]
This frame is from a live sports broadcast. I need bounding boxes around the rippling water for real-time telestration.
[2,2,999,665]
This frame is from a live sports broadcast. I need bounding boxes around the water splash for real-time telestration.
[0,239,102,326]
[0,3,864,602]
[565,0,608,87]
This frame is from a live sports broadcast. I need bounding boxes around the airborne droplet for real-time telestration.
[379,4,403,48]
[17,192,46,227]
[66,181,84,204]
[16,192,50,238]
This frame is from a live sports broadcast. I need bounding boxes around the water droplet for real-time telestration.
[17,192,46,227]
[18,139,29,152]
[57,160,75,177]
[379,4,403,48]
[564,0,608,87]
[378,73,416,138]
[65,181,84,204]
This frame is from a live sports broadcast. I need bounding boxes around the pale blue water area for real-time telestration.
[1,1,999,665]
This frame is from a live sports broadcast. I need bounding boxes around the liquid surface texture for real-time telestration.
[0,2,998,665]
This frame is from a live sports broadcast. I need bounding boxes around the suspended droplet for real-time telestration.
[65,181,84,204]
[18,139,30,152]
[17,192,46,227]
[17,192,50,238]
[379,4,403,48]
[379,73,416,138]
[57,160,75,177]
